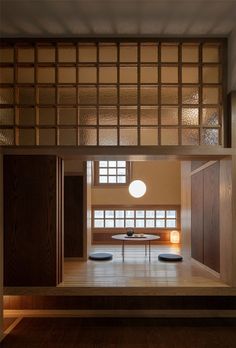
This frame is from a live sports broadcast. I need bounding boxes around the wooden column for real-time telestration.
[0,153,3,342]
[4,155,63,287]
[180,161,191,257]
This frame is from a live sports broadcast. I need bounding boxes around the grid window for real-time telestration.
[92,207,179,230]
[95,161,130,185]
[0,40,224,146]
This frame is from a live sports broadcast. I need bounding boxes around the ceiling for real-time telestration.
[0,0,236,38]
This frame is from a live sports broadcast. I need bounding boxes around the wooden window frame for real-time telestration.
[93,160,131,187]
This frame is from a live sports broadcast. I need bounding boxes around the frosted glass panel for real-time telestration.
[0,68,14,83]
[39,108,56,125]
[19,129,35,145]
[140,128,158,145]
[182,45,199,62]
[38,68,55,83]
[39,88,55,104]
[120,44,137,62]
[38,47,55,62]
[79,127,97,145]
[203,45,219,62]
[18,68,34,83]
[59,128,77,145]
[161,45,178,62]
[78,67,97,83]
[0,129,14,145]
[203,67,219,83]
[161,128,178,145]
[0,88,14,104]
[0,48,14,62]
[140,87,158,104]
[120,87,137,104]
[99,107,117,125]
[140,66,158,83]
[161,67,178,83]
[120,107,137,125]
[202,129,219,145]
[59,108,77,125]
[120,67,137,83]
[99,87,117,104]
[0,108,14,125]
[58,46,76,62]
[58,67,76,83]
[120,128,138,145]
[19,108,35,125]
[79,87,97,104]
[182,129,199,145]
[182,67,198,83]
[182,87,199,104]
[182,108,199,125]
[99,67,117,83]
[99,44,117,62]
[58,87,76,104]
[202,108,219,126]
[79,107,97,125]
[161,87,178,104]
[140,44,158,62]
[202,87,219,104]
[18,48,34,62]
[79,45,97,62]
[99,128,117,145]
[140,107,158,125]
[19,88,35,104]
[39,129,56,145]
[161,107,178,125]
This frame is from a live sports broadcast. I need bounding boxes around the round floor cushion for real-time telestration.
[89,252,113,261]
[158,253,183,262]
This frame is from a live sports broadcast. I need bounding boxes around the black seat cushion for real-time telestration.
[89,252,113,261]
[158,253,183,262]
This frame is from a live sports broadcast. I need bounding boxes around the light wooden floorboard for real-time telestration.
[61,245,228,288]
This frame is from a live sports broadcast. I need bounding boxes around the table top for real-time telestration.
[111,233,160,241]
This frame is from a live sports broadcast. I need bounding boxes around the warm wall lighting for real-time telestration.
[170,230,180,244]
[128,180,146,198]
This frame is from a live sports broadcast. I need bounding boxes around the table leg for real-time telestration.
[149,241,151,262]
[122,240,125,262]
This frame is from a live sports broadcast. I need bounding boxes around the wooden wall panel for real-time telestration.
[191,171,204,263]
[64,175,84,258]
[4,155,63,287]
[204,163,220,272]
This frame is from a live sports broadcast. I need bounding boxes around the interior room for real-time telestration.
[0,0,236,345]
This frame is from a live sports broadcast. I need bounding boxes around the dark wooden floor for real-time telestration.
[2,318,236,348]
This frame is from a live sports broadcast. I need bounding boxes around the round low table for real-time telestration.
[111,234,160,262]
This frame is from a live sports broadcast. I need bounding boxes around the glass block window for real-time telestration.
[0,40,225,146]
[93,206,179,229]
[94,161,130,185]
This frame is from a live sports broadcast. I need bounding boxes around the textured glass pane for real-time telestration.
[182,129,199,145]
[126,210,134,218]
[100,168,107,175]
[18,68,34,83]
[161,67,178,83]
[19,88,35,104]
[182,108,199,125]
[115,220,124,228]
[182,45,199,62]
[182,67,198,83]
[18,47,34,62]
[0,108,14,125]
[79,107,97,125]
[136,220,145,228]
[120,44,137,62]
[140,128,158,145]
[99,128,117,145]
[202,87,219,104]
[146,220,155,228]
[140,66,158,83]
[94,210,104,218]
[99,107,117,125]
[108,161,116,167]
[78,67,97,83]
[161,107,178,125]
[161,87,178,104]
[59,128,77,145]
[78,87,97,104]
[146,210,155,218]
[38,47,55,62]
[0,48,14,62]
[0,88,14,104]
[79,45,97,62]
[161,45,178,62]
[140,87,158,104]
[203,45,219,62]
[126,220,134,228]
[19,129,35,145]
[99,67,117,83]
[161,128,179,145]
[99,44,117,62]
[99,87,117,104]
[156,210,165,218]
[39,108,56,125]
[120,87,137,104]
[167,210,176,218]
[99,176,107,183]
[120,67,137,83]
[117,161,126,167]
[38,68,55,83]
[202,108,219,126]
[58,46,76,62]
[58,67,76,83]
[59,108,77,125]
[116,210,124,218]
[117,176,126,183]
[94,220,104,228]
[202,128,219,145]
[203,66,219,83]
[58,87,76,104]
[108,168,116,175]
[140,107,158,125]
[99,161,107,167]
[0,68,14,83]
[105,210,114,218]
[39,87,55,104]
[140,44,158,62]
[79,127,97,145]
[166,220,176,228]
[0,129,14,145]
[182,87,199,104]
[19,108,35,125]
[39,129,56,145]
[156,220,165,228]
[120,128,138,145]
[120,107,137,125]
